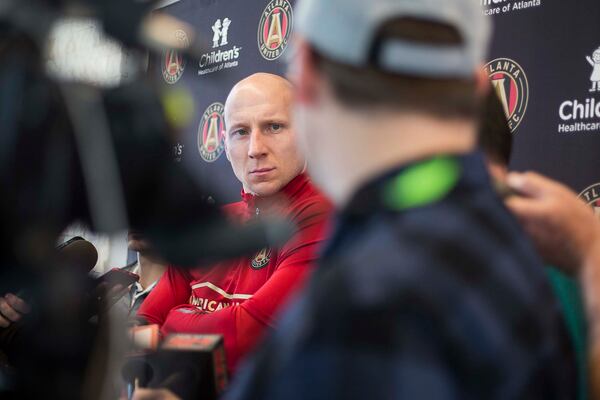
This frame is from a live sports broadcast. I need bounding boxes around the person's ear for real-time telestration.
[474,65,491,98]
[288,38,320,105]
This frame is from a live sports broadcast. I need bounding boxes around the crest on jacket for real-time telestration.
[251,248,271,269]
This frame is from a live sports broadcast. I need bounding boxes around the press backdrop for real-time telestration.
[155,0,600,212]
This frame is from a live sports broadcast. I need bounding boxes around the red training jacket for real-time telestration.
[137,173,331,373]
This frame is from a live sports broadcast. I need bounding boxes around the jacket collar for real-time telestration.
[342,151,489,218]
[240,173,310,213]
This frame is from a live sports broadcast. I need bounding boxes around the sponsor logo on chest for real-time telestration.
[189,281,253,313]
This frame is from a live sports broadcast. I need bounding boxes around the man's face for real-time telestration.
[224,74,305,197]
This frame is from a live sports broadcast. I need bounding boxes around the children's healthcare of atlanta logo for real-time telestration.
[198,17,242,76]
[557,46,600,134]
[480,0,541,16]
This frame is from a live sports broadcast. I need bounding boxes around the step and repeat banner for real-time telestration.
[156,0,600,210]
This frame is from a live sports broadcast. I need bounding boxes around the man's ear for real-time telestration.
[474,65,491,98]
[288,38,320,105]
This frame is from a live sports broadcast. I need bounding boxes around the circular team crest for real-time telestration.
[484,58,529,133]
[197,102,225,162]
[257,0,293,60]
[162,30,189,84]
[579,183,600,218]
[251,248,272,270]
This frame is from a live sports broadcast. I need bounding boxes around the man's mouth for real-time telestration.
[250,167,276,176]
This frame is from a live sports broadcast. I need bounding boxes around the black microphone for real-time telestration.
[15,237,97,301]
[56,236,98,273]
[121,358,154,400]
[0,238,99,358]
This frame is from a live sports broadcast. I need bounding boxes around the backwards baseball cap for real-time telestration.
[295,0,491,79]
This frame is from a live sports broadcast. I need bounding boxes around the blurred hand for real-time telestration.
[0,293,31,328]
[92,282,129,315]
[505,171,600,275]
[132,388,181,400]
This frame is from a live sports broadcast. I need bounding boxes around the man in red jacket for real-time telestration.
[137,73,331,373]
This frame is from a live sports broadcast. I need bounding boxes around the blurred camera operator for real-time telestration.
[137,73,332,375]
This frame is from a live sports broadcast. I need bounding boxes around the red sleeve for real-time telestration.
[161,199,331,372]
[137,266,193,326]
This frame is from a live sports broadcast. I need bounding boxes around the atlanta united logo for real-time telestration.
[257,0,293,61]
[251,248,271,269]
[484,58,529,133]
[579,183,600,218]
[197,102,225,162]
[162,30,189,84]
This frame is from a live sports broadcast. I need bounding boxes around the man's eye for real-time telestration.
[232,129,248,136]
[270,124,282,132]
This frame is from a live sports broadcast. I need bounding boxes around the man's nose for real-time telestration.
[248,131,268,159]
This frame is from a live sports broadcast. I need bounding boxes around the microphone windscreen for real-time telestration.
[57,237,98,272]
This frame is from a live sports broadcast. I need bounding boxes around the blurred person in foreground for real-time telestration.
[224,0,577,399]
[479,90,588,400]
[137,73,332,374]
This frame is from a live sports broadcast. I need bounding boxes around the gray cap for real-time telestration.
[295,0,491,78]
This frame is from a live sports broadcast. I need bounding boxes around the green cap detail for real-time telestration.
[384,157,461,210]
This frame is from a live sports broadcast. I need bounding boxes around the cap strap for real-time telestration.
[378,39,473,78]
